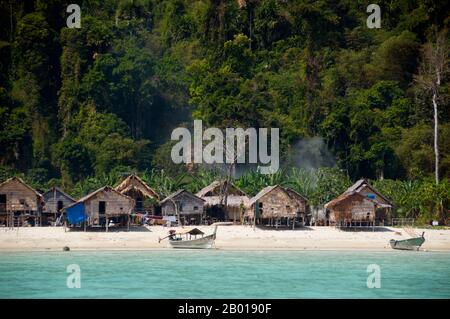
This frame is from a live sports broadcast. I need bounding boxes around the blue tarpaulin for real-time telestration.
[367,193,376,200]
[66,202,86,224]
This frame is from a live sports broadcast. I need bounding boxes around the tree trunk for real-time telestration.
[172,199,181,227]
[223,166,232,220]
[433,90,439,185]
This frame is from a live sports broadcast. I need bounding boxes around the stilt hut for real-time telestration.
[160,190,205,225]
[284,188,310,225]
[115,174,159,214]
[0,177,44,227]
[245,185,306,229]
[324,179,393,227]
[345,179,393,223]
[196,180,249,224]
[325,192,378,227]
[64,186,134,232]
[42,187,76,226]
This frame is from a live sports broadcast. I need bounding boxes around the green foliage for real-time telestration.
[373,178,450,224]
[186,167,222,193]
[151,140,187,177]
[51,105,151,185]
[141,168,188,196]
[366,31,420,87]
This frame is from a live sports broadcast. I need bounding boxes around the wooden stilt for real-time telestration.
[106,215,109,232]
[293,217,296,230]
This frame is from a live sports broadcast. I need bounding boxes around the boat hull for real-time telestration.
[389,236,425,251]
[169,234,215,249]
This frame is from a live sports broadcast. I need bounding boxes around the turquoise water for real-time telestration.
[0,250,449,298]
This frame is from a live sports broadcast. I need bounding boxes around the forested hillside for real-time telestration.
[0,1,449,221]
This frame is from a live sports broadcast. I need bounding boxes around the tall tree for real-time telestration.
[415,30,449,184]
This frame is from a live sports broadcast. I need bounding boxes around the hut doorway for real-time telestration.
[0,194,5,226]
[99,201,106,214]
[375,207,388,225]
[0,194,6,211]
[136,197,143,212]
[57,200,64,212]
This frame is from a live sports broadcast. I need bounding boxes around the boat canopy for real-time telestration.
[176,228,204,235]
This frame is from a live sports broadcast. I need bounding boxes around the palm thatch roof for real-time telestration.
[196,180,247,197]
[247,185,280,207]
[344,179,393,207]
[324,191,372,209]
[42,186,76,202]
[284,187,308,201]
[196,180,250,208]
[202,195,249,207]
[65,186,133,209]
[247,185,308,208]
[160,189,205,205]
[0,177,44,201]
[115,174,159,200]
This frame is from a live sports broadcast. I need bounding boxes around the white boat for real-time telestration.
[389,232,425,251]
[159,223,226,249]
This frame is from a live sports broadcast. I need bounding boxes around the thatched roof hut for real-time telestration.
[160,189,205,225]
[324,179,393,227]
[245,185,308,227]
[65,186,134,231]
[0,177,44,212]
[115,174,159,213]
[344,179,393,208]
[325,192,377,223]
[196,180,249,223]
[284,187,309,215]
[41,187,75,226]
[42,187,76,214]
[0,177,44,227]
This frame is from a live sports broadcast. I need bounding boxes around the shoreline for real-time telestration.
[1,247,450,253]
[1,225,450,252]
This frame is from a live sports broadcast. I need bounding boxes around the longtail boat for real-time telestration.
[389,232,425,251]
[159,224,221,249]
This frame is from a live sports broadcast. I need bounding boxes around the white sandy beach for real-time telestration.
[1,225,450,251]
